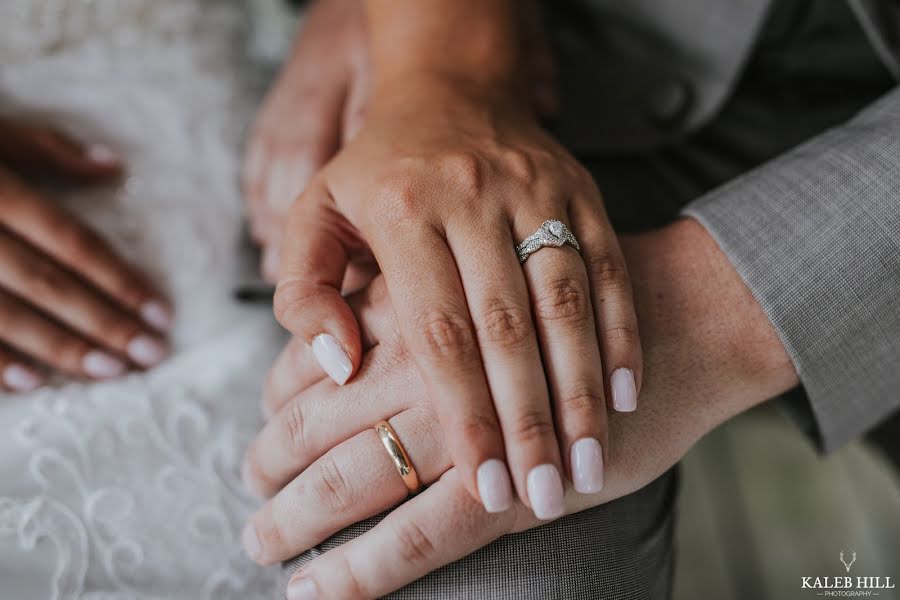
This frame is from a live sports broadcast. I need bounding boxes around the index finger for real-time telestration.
[274,179,363,385]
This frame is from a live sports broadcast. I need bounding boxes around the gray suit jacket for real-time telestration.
[552,0,900,452]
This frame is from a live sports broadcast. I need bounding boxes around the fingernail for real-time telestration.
[242,522,263,562]
[139,300,172,332]
[126,335,168,367]
[82,350,126,379]
[311,334,352,386]
[571,438,604,494]
[477,459,513,513]
[527,464,565,520]
[86,143,120,165]
[2,364,42,392]
[287,577,318,600]
[611,368,637,412]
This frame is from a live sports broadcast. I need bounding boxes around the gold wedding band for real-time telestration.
[375,420,422,494]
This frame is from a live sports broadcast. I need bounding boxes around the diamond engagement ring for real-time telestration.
[516,219,581,264]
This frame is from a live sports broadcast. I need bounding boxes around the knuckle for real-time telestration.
[560,386,605,415]
[272,280,317,328]
[374,174,422,222]
[310,454,353,513]
[460,412,501,442]
[587,252,630,291]
[571,162,597,189]
[500,148,536,184]
[336,555,369,599]
[242,445,272,498]
[412,308,476,361]
[377,337,412,375]
[511,409,555,444]
[533,276,589,324]
[602,324,640,348]
[254,515,287,561]
[392,520,437,566]
[439,151,485,199]
[475,299,533,348]
[283,400,309,459]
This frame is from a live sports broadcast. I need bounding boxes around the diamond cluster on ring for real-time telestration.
[516,219,581,263]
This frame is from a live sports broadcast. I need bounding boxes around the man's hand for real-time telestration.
[242,219,799,598]
[0,120,171,391]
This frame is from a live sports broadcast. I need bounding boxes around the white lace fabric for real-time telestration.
[0,1,282,597]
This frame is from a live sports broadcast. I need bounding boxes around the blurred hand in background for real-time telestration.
[0,118,171,393]
[243,0,372,284]
[242,0,558,284]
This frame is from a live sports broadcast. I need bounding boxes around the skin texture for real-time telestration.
[0,119,171,391]
[265,0,640,519]
[242,218,799,598]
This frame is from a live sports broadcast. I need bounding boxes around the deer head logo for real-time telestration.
[839,550,857,573]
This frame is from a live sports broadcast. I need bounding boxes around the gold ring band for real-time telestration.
[374,420,422,494]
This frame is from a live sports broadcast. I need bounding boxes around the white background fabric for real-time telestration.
[0,1,286,597]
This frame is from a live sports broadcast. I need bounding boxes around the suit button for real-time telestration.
[645,80,692,127]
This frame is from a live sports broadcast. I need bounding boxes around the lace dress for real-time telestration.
[0,1,283,597]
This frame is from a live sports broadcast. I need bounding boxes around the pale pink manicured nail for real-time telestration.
[126,335,168,367]
[287,577,318,600]
[82,350,126,379]
[86,143,120,165]
[611,368,637,412]
[477,459,513,513]
[2,364,42,392]
[241,522,262,562]
[571,438,604,494]
[139,300,172,332]
[311,334,352,385]
[527,464,565,520]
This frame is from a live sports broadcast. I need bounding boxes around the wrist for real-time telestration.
[622,219,798,430]
[369,71,533,126]
[366,0,528,101]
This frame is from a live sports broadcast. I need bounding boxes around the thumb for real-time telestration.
[273,178,363,386]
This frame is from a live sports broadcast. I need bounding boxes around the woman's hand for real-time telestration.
[243,0,372,281]
[0,121,171,392]
[273,69,640,519]
[242,0,557,283]
[242,220,799,599]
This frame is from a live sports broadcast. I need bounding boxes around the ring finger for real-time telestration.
[517,214,607,495]
[448,222,561,518]
[243,404,450,566]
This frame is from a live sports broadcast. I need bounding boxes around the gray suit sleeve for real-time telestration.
[683,85,900,453]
